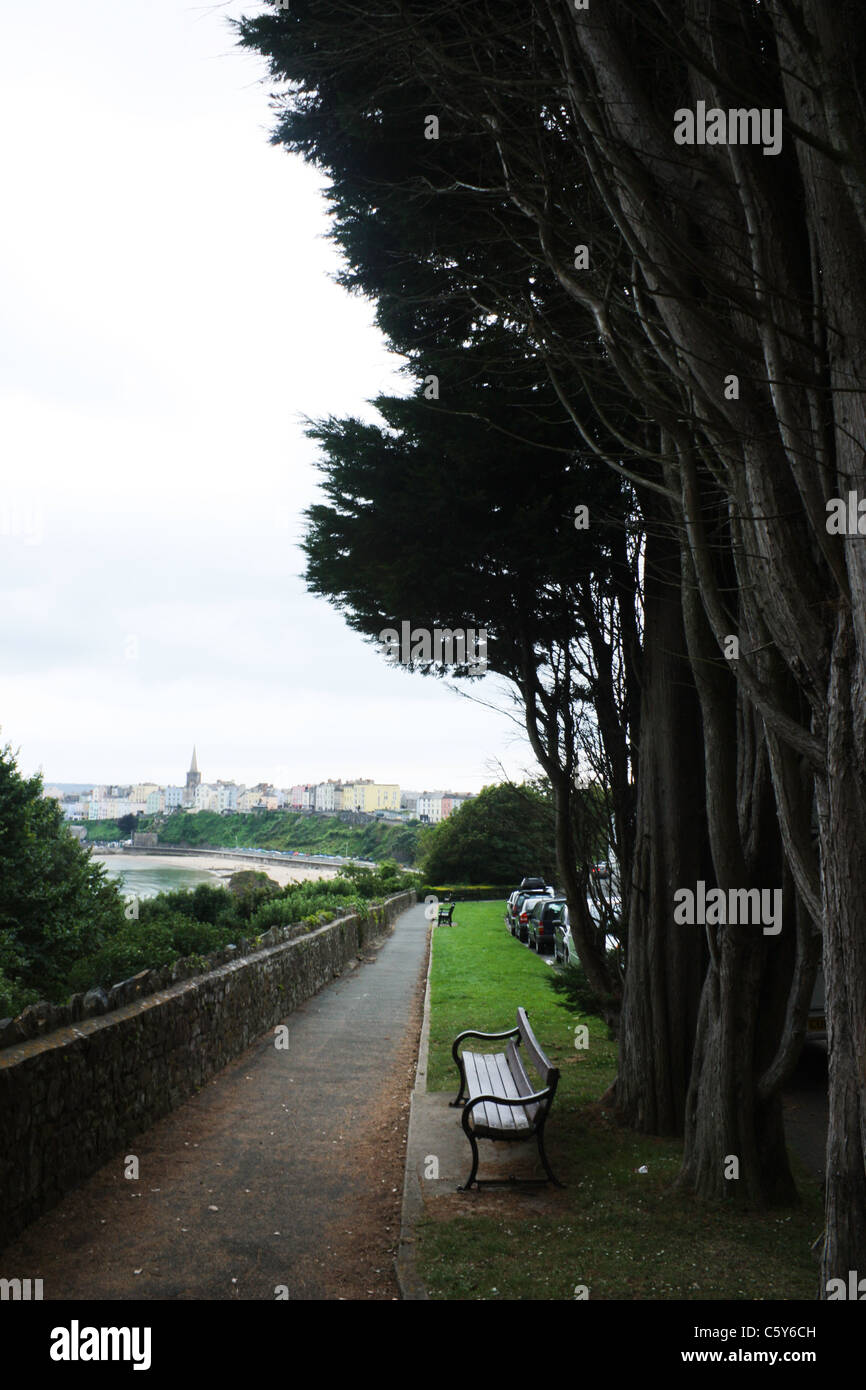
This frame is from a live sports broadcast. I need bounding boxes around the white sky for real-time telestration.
[0,0,535,793]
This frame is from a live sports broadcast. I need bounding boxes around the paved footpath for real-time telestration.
[1,903,430,1301]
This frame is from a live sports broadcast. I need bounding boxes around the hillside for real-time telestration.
[83,809,421,865]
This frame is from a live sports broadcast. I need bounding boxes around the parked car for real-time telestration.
[515,889,556,943]
[527,897,567,953]
[505,889,539,934]
[505,890,523,932]
[508,890,533,936]
[553,901,622,966]
[507,883,553,934]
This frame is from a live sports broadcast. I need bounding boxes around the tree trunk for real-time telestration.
[615,523,708,1133]
[817,609,866,1284]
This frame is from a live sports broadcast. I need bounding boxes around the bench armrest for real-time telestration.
[452,1026,520,1056]
[452,1027,520,1074]
[461,1089,554,1134]
[463,1088,552,1111]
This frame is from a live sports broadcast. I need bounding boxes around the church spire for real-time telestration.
[185,746,201,802]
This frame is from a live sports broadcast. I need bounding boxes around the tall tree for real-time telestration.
[0,744,126,1007]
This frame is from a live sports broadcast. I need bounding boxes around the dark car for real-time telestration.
[527,896,567,953]
[507,878,553,932]
[515,889,555,942]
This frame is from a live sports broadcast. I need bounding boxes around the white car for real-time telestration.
[554,901,621,966]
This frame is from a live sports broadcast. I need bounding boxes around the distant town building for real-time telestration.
[314,780,343,813]
[417,791,471,823]
[289,784,316,810]
[216,781,238,813]
[194,783,220,813]
[342,780,400,813]
[132,782,159,804]
[417,792,443,823]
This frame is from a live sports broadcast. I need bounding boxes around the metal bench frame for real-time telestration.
[437,903,455,925]
[450,1006,563,1190]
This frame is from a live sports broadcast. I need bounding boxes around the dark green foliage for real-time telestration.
[417,884,514,902]
[67,918,180,992]
[421,783,556,884]
[63,864,415,996]
[0,743,127,1007]
[227,869,280,895]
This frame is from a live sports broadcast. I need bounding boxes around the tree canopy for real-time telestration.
[420,782,557,884]
[0,743,127,1013]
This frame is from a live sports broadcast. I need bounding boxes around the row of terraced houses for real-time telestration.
[43,749,472,825]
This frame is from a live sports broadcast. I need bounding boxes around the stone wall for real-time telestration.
[0,890,414,1252]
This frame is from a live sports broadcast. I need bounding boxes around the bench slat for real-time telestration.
[492,1051,534,1130]
[505,1041,541,1125]
[463,1048,535,1134]
[465,1051,522,1132]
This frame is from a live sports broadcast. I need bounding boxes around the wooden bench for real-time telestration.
[450,1006,562,1190]
[437,902,455,925]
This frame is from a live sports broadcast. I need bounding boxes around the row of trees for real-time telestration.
[236,0,866,1287]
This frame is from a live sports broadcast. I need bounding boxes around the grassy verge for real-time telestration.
[418,901,824,1300]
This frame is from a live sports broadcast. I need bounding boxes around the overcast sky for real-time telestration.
[0,0,536,794]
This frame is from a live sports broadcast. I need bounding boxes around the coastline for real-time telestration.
[91,851,344,889]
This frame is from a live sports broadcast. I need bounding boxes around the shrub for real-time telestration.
[0,968,41,1020]
[68,920,180,992]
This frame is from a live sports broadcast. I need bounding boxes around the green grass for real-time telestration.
[418,901,824,1300]
[426,900,616,1096]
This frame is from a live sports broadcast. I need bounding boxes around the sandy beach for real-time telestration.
[94,851,344,890]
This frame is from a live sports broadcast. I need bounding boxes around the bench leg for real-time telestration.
[457,1113,480,1191]
[536,1125,564,1188]
[450,1054,467,1107]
